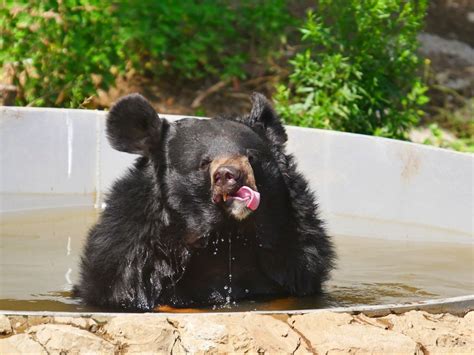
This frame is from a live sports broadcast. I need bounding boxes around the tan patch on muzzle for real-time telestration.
[210,155,257,191]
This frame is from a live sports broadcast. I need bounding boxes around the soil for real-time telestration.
[89,71,281,118]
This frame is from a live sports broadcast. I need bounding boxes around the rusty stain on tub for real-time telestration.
[398,147,421,182]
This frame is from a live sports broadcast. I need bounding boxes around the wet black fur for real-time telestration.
[74,93,335,311]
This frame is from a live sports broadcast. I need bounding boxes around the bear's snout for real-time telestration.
[213,166,242,192]
[210,156,257,217]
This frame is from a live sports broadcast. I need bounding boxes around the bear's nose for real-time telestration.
[213,166,241,189]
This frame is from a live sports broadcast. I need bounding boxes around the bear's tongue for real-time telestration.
[230,186,260,211]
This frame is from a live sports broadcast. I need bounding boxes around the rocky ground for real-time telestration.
[0,310,472,354]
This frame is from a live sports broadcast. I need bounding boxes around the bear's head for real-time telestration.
[106,93,290,246]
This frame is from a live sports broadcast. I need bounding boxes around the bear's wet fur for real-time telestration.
[74,93,335,311]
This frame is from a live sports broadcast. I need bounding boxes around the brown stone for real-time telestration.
[53,316,98,330]
[28,324,116,354]
[8,316,28,333]
[26,316,52,327]
[0,315,12,335]
[104,315,181,353]
[1,310,472,354]
[289,312,422,354]
[169,313,307,354]
[381,310,474,354]
[461,311,474,328]
[0,334,47,354]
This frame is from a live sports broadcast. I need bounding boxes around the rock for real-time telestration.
[381,310,474,354]
[353,313,394,330]
[106,313,306,354]
[28,324,115,354]
[425,0,474,46]
[169,313,307,354]
[104,316,180,353]
[289,312,422,354]
[0,334,47,354]
[170,315,226,353]
[54,316,97,330]
[0,315,12,335]
[417,32,474,98]
[1,311,472,354]
[25,316,52,328]
[419,34,474,66]
[462,311,474,328]
[8,316,28,333]
[228,314,306,353]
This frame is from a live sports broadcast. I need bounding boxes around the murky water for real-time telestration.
[0,207,473,312]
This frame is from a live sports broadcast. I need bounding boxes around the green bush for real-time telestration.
[275,0,429,139]
[1,1,124,107]
[118,0,292,80]
[1,1,291,107]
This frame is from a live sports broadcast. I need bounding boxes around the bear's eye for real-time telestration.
[199,158,211,170]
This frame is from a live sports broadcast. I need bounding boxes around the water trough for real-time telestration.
[0,106,473,317]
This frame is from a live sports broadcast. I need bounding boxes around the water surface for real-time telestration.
[1,206,472,312]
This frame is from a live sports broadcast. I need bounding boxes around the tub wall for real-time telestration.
[1,106,472,243]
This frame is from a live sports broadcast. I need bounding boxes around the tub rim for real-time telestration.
[1,294,472,317]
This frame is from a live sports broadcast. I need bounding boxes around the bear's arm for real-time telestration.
[75,164,190,311]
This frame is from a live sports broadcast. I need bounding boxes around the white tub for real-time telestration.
[0,106,473,315]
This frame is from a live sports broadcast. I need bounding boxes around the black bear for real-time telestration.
[74,93,335,311]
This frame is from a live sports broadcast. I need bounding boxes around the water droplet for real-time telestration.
[245,289,249,293]
[224,285,228,290]
[258,244,263,247]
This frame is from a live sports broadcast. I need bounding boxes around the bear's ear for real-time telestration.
[248,92,287,146]
[106,93,163,155]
